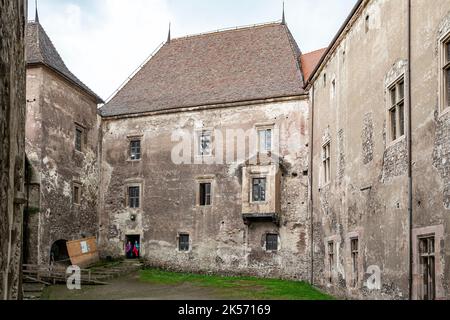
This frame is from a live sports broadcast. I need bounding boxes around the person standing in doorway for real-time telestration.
[126,241,132,259]
[133,241,140,258]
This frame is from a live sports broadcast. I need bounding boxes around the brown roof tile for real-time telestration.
[101,22,305,117]
[300,48,327,83]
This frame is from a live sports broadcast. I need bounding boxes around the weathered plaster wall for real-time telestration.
[311,0,450,300]
[100,99,311,280]
[25,66,100,265]
[0,0,27,300]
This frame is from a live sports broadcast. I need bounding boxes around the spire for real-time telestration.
[281,1,286,25]
[167,22,171,43]
[35,0,40,23]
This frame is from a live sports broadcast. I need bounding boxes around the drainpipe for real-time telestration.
[308,84,315,285]
[407,0,413,301]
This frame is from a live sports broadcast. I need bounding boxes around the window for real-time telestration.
[179,234,190,252]
[388,78,405,142]
[322,142,331,184]
[199,183,212,206]
[419,236,436,300]
[258,128,272,153]
[323,73,327,87]
[73,183,81,205]
[75,127,83,152]
[128,186,140,209]
[130,140,141,160]
[197,131,212,156]
[328,241,335,283]
[442,37,450,112]
[266,234,278,251]
[252,178,266,202]
[351,238,359,287]
[365,15,370,33]
[332,79,336,98]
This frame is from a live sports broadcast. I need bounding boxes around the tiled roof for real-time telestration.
[26,22,103,104]
[101,22,305,117]
[300,48,327,83]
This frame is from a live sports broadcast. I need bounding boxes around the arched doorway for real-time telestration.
[50,240,69,265]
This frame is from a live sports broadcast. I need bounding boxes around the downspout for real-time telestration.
[309,84,315,285]
[407,0,413,301]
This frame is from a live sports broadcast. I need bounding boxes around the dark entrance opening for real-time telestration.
[50,240,70,265]
[125,235,140,259]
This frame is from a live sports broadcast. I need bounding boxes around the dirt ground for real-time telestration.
[42,272,244,300]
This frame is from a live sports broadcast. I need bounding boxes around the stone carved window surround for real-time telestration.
[439,31,450,116]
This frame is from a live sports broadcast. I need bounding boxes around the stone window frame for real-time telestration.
[194,128,213,158]
[386,75,406,145]
[256,125,274,154]
[324,235,340,285]
[346,231,363,290]
[264,232,280,252]
[124,180,144,210]
[74,122,86,153]
[412,225,445,300]
[439,31,450,116]
[321,140,331,187]
[177,232,191,253]
[196,175,215,207]
[72,181,82,206]
[127,134,143,162]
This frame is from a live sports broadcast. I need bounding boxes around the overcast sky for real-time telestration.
[29,0,357,101]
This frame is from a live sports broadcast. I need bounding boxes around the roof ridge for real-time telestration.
[170,20,282,42]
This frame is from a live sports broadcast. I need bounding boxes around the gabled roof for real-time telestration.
[101,22,305,117]
[26,21,104,104]
[300,48,327,83]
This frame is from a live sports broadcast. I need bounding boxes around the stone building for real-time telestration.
[23,12,103,265]
[99,21,312,279]
[0,0,27,300]
[307,0,450,300]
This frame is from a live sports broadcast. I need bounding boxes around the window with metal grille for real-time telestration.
[75,127,83,152]
[130,140,141,160]
[252,178,266,202]
[388,78,405,142]
[128,186,140,209]
[443,38,450,111]
[322,142,331,184]
[419,236,436,300]
[258,128,272,153]
[328,241,334,283]
[199,183,212,206]
[198,131,212,156]
[179,234,190,252]
[266,234,278,251]
[351,238,359,287]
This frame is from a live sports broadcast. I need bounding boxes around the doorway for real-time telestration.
[125,235,140,259]
[50,239,69,265]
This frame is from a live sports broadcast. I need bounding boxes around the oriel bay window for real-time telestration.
[388,78,405,141]
[252,178,266,202]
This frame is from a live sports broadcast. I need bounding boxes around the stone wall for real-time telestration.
[0,0,27,300]
[310,0,450,300]
[25,66,100,265]
[100,98,311,280]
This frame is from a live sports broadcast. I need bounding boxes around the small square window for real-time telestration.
[252,178,266,202]
[179,234,190,251]
[128,186,140,209]
[266,234,278,251]
[130,140,141,160]
[199,183,212,206]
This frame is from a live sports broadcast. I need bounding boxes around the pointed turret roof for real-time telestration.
[26,21,103,104]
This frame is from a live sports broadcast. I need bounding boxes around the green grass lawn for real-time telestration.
[140,269,334,300]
